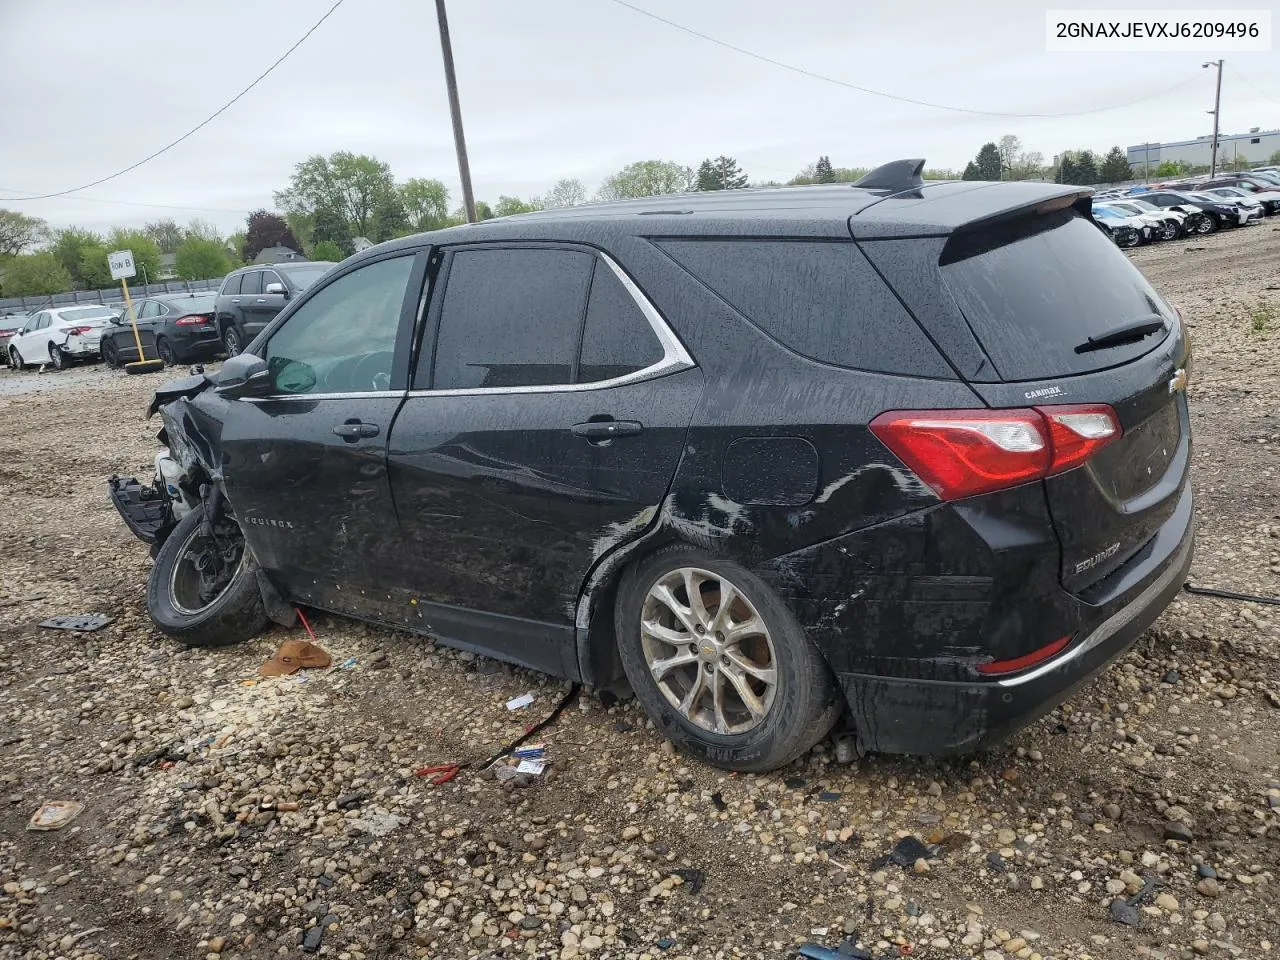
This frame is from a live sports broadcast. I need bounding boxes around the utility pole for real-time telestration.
[1203,59,1223,177]
[435,0,477,223]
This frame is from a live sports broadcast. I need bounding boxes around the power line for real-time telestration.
[1227,64,1280,111]
[0,188,248,216]
[606,0,1203,119]
[3,0,347,202]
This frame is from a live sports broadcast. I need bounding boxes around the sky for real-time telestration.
[1,0,1278,238]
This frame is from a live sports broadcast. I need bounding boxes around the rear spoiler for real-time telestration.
[850,180,1094,240]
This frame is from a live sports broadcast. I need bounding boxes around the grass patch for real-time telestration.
[1251,300,1276,334]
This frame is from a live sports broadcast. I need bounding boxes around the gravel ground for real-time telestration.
[1,224,1278,960]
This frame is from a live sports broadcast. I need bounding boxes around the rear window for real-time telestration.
[59,307,114,322]
[164,295,216,312]
[656,239,950,378]
[939,211,1174,381]
[279,263,332,290]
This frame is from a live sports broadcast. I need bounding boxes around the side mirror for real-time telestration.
[215,352,273,398]
[265,282,288,297]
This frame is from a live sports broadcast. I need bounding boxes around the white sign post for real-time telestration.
[107,250,158,370]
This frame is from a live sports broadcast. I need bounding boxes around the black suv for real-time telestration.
[111,160,1193,772]
[213,261,334,356]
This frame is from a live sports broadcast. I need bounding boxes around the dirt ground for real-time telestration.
[1,224,1278,960]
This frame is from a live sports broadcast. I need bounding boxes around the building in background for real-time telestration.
[1128,128,1280,173]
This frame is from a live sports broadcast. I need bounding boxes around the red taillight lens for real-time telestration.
[66,325,92,335]
[870,404,1120,501]
[174,315,209,326]
[976,634,1073,676]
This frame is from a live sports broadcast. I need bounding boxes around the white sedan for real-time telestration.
[6,304,119,370]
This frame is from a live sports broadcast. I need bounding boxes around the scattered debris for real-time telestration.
[671,867,705,894]
[348,809,406,837]
[1109,898,1141,926]
[415,763,461,785]
[798,944,844,960]
[1183,581,1280,606]
[877,835,935,868]
[784,776,806,789]
[505,692,536,710]
[258,639,332,677]
[337,656,358,670]
[301,924,324,953]
[710,791,727,811]
[515,758,545,775]
[27,800,85,831]
[0,593,47,608]
[38,613,112,632]
[655,937,675,950]
[819,791,842,802]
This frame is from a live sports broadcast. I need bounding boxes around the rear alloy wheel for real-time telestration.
[1196,214,1218,235]
[50,344,70,370]
[147,501,268,648]
[156,337,176,366]
[222,326,242,357]
[616,546,841,772]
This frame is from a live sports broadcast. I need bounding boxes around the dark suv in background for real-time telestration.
[214,261,334,356]
[113,160,1194,772]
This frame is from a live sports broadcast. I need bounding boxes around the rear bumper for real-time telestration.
[837,488,1194,756]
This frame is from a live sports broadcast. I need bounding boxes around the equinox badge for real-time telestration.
[1168,368,1188,394]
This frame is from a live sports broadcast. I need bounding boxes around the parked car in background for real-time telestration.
[1111,198,1201,236]
[6,304,117,370]
[1186,191,1265,225]
[1099,201,1181,240]
[1092,205,1152,246]
[213,261,335,356]
[1140,190,1242,232]
[111,165,1195,771]
[0,311,29,359]
[1202,184,1280,216]
[101,293,220,368]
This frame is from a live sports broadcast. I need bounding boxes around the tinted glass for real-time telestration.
[578,264,663,382]
[659,239,948,377]
[428,248,592,390]
[239,271,262,295]
[221,274,243,296]
[262,271,284,290]
[138,302,162,319]
[162,294,216,313]
[278,263,331,290]
[264,255,413,395]
[939,210,1173,380]
[59,307,116,322]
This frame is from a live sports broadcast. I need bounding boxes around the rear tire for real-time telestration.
[1159,221,1178,241]
[615,544,842,772]
[222,326,242,357]
[50,344,70,370]
[1118,229,1141,248]
[7,347,23,371]
[147,502,269,648]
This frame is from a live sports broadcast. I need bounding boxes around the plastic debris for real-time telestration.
[1109,898,1141,926]
[493,763,522,782]
[505,692,535,710]
[513,744,545,760]
[797,946,844,960]
[655,938,675,951]
[670,867,705,894]
[39,613,113,632]
[880,835,935,868]
[516,758,546,775]
[27,800,85,831]
[337,656,358,670]
[416,764,461,785]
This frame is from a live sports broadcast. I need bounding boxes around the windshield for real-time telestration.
[279,263,332,290]
[1128,200,1158,211]
[59,307,115,322]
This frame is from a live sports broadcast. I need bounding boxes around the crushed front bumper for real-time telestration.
[108,475,174,544]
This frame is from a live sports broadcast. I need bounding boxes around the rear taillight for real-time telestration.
[0,328,16,337]
[870,404,1121,500]
[174,315,209,326]
[976,634,1073,676]
[66,325,92,335]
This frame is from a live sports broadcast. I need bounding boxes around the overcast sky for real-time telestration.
[2,0,1277,237]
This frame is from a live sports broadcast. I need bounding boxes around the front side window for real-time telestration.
[240,271,263,295]
[427,248,593,390]
[263,255,414,395]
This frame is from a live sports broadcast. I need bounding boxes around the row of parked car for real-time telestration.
[1091,167,1280,247]
[2,260,334,372]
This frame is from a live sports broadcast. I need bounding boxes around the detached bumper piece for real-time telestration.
[108,475,174,545]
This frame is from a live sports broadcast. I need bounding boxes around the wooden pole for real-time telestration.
[435,0,477,223]
[121,278,145,360]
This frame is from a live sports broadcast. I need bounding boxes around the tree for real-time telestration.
[400,178,451,230]
[0,209,49,257]
[922,168,960,180]
[310,240,345,263]
[1075,150,1099,185]
[185,219,222,243]
[1270,149,1280,164]
[372,191,411,241]
[0,252,71,296]
[475,201,494,221]
[226,231,247,264]
[50,228,103,287]
[1056,156,1078,185]
[962,161,981,180]
[243,210,300,262]
[1099,146,1133,184]
[311,206,353,256]
[967,143,1003,181]
[77,244,113,289]
[695,156,748,191]
[997,135,1022,180]
[815,156,835,183]
[596,160,693,201]
[275,152,396,239]
[143,218,184,253]
[543,178,586,208]
[1008,151,1047,181]
[493,196,542,217]
[106,230,162,286]
[173,237,232,280]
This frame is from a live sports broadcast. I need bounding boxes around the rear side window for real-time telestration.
[657,239,949,378]
[221,274,243,296]
[428,248,593,389]
[940,210,1173,381]
[579,264,663,383]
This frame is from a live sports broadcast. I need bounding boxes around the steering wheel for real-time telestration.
[350,351,394,392]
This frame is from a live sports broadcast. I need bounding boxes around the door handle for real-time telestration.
[333,419,380,442]
[571,419,643,443]
[256,298,266,303]
[232,298,241,304]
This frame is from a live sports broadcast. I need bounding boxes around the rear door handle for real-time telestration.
[256,298,266,303]
[571,419,643,442]
[333,419,380,442]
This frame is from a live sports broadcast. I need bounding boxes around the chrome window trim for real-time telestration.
[408,249,694,398]
[240,389,402,404]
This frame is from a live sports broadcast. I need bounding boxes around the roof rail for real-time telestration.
[855,158,926,192]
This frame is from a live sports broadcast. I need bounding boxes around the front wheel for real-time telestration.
[1160,221,1179,241]
[101,340,121,368]
[147,502,269,648]
[222,326,242,357]
[1197,214,1218,234]
[615,545,841,772]
[1118,228,1141,248]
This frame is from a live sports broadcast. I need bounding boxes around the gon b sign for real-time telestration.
[108,249,136,281]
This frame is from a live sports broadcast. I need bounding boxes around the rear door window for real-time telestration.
[657,239,950,378]
[939,210,1174,381]
[425,248,593,390]
[221,274,242,296]
[578,264,664,382]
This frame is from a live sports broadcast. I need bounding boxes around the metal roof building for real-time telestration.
[1128,129,1280,171]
